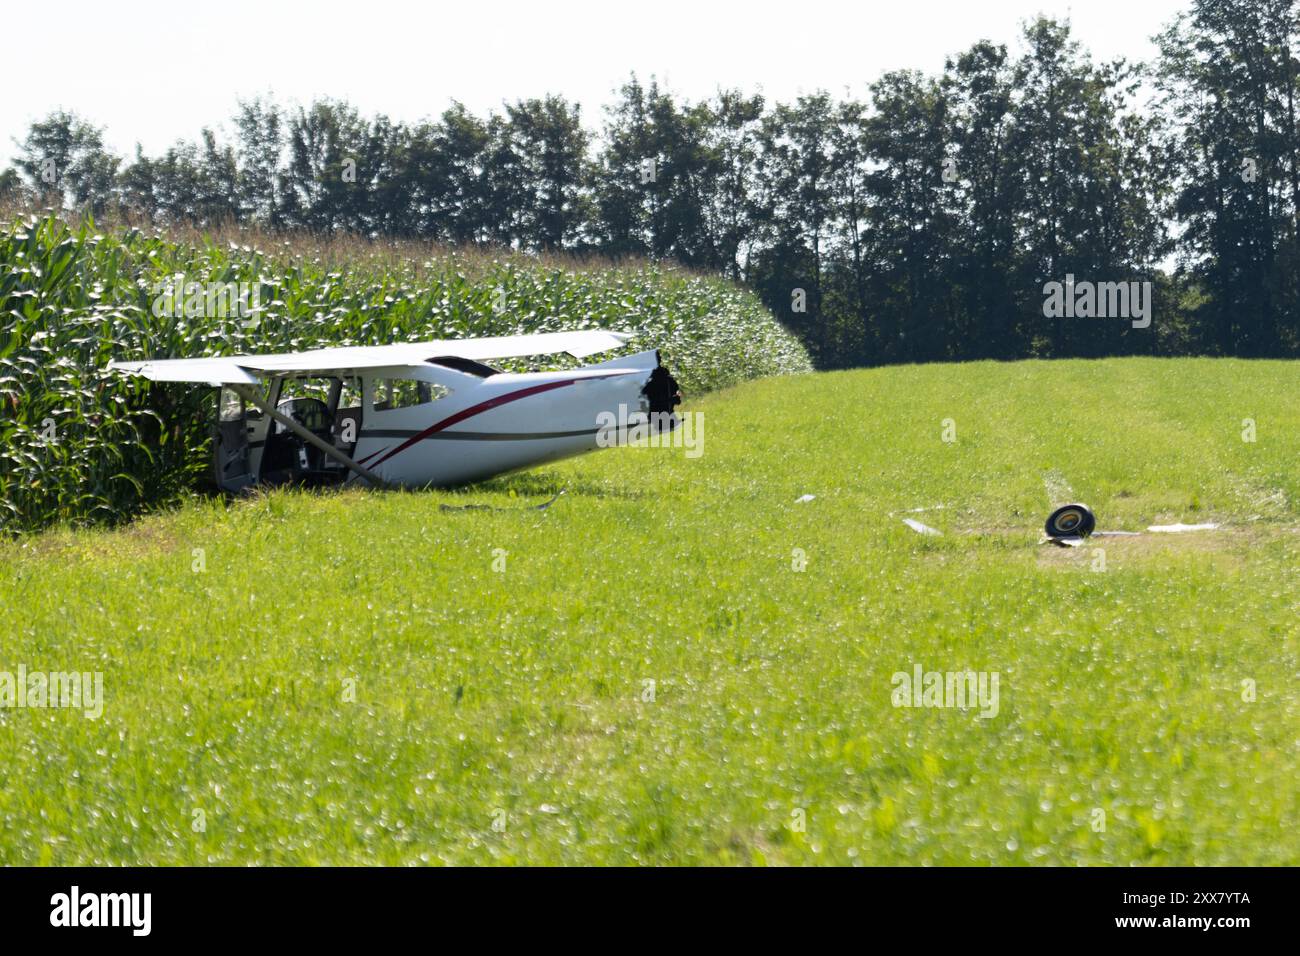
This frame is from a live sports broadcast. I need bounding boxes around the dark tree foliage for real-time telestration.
[1156,0,1300,356]
[13,111,119,215]
[6,5,1297,366]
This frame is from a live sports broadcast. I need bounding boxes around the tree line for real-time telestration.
[3,0,1295,368]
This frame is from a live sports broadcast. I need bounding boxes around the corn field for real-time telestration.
[0,213,811,533]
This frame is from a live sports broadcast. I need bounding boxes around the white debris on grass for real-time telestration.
[1042,524,1219,546]
[902,518,942,536]
[794,494,816,504]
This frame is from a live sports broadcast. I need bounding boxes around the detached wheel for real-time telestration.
[1045,503,1096,538]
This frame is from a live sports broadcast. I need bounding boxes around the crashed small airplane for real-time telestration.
[107,330,681,492]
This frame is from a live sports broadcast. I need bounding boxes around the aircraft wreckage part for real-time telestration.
[228,383,389,490]
[439,490,566,512]
[1044,503,1096,539]
[902,518,942,536]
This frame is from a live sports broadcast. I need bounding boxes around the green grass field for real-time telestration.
[1,357,1297,865]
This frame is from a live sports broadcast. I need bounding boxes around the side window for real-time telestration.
[220,384,269,422]
[337,377,362,411]
[278,377,334,404]
[219,388,244,423]
[370,378,449,412]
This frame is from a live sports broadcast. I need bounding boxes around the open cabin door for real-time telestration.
[214,383,275,492]
[215,376,372,491]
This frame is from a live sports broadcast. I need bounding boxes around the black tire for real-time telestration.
[1045,503,1096,538]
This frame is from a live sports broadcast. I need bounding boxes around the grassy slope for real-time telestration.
[0,357,1297,865]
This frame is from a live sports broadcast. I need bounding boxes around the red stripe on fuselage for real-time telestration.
[364,374,623,469]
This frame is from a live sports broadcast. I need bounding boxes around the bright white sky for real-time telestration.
[3,0,1188,166]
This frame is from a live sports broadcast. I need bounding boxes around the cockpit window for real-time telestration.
[427,356,501,378]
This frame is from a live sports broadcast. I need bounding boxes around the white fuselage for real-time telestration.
[349,350,661,487]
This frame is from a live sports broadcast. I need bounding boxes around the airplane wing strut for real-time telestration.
[227,384,389,490]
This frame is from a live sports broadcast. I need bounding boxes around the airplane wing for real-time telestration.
[433,330,633,361]
[106,356,263,385]
[108,330,634,384]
